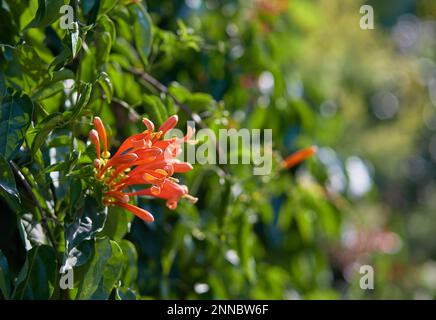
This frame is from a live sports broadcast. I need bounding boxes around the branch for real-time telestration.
[128,68,206,129]
[10,161,60,265]
[128,68,229,174]
[111,97,142,121]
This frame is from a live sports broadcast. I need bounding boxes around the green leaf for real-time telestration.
[31,113,65,156]
[100,0,119,15]
[115,287,137,300]
[119,240,138,288]
[0,91,34,160]
[70,22,82,58]
[98,15,116,42]
[19,213,49,249]
[97,72,113,103]
[0,250,11,299]
[64,82,92,122]
[27,0,67,29]
[99,206,134,241]
[296,210,315,243]
[96,31,112,66]
[143,94,168,126]
[63,196,108,270]
[12,245,57,300]
[0,155,20,210]
[61,240,93,273]
[130,3,153,67]
[76,238,123,300]
[0,6,18,45]
[32,81,64,101]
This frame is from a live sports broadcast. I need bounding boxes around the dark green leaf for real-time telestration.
[0,91,34,160]
[76,238,123,300]
[12,245,57,300]
[119,240,138,288]
[0,155,20,210]
[61,239,93,273]
[32,81,64,101]
[130,3,153,67]
[27,0,67,29]
[63,196,107,270]
[64,82,92,122]
[0,6,18,45]
[0,250,11,299]
[31,113,65,156]
[19,213,49,249]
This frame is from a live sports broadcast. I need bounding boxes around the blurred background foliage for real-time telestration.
[1,0,436,300]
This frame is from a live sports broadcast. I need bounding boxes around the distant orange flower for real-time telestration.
[258,0,289,16]
[282,146,317,169]
[89,115,197,223]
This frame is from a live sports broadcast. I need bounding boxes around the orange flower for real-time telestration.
[282,146,317,169]
[89,115,197,223]
[258,0,289,16]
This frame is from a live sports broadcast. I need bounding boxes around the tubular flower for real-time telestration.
[282,146,317,169]
[89,115,197,223]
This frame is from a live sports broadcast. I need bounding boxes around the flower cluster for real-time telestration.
[89,115,197,223]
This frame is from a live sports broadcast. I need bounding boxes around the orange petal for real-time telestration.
[282,146,317,169]
[89,129,101,160]
[112,132,150,158]
[100,153,138,177]
[108,152,138,167]
[106,190,130,203]
[115,202,154,222]
[93,117,108,156]
[158,115,178,134]
[173,162,193,173]
[142,117,155,132]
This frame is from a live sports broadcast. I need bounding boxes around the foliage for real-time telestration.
[0,0,435,300]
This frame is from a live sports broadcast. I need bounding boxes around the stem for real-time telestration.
[10,161,60,265]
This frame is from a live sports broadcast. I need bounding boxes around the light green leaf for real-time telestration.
[97,72,113,103]
[99,206,134,242]
[71,22,82,58]
[98,15,116,42]
[96,31,112,65]
[100,0,119,15]
[143,94,168,126]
